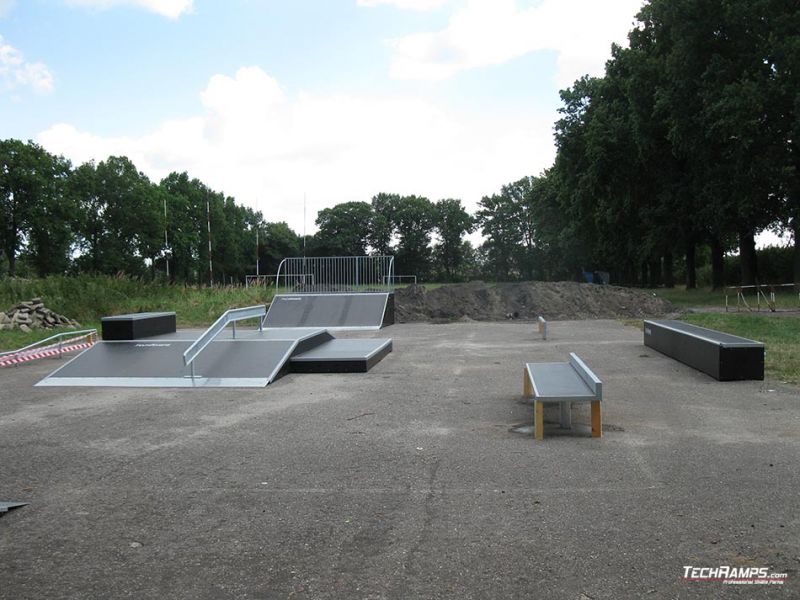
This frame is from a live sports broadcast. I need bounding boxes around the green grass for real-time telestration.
[0,275,275,351]
[680,313,800,384]
[624,312,800,384]
[647,286,800,310]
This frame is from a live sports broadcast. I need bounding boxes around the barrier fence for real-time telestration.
[275,256,394,295]
[725,283,800,312]
[0,329,98,367]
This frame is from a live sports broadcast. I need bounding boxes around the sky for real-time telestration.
[2,0,650,237]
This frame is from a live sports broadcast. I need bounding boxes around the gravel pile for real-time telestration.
[0,298,81,332]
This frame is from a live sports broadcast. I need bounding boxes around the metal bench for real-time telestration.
[523,353,602,440]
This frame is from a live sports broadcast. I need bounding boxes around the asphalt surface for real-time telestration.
[1,320,798,599]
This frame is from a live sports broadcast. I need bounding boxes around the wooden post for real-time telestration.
[523,367,533,397]
[534,401,544,440]
[591,401,602,438]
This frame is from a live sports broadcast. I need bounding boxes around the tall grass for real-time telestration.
[648,286,800,310]
[0,275,275,350]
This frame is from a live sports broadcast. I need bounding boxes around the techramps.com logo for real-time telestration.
[682,565,788,585]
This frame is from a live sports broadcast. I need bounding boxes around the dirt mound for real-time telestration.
[394,281,674,322]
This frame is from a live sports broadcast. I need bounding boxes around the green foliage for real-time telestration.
[314,201,373,256]
[259,222,300,274]
[0,140,75,277]
[477,176,550,281]
[0,275,274,339]
[433,198,473,281]
[680,313,800,383]
[532,0,800,288]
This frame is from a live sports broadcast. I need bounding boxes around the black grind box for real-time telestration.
[101,312,177,341]
[643,319,764,381]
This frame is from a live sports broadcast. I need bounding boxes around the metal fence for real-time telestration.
[245,275,277,288]
[275,256,395,294]
[725,283,800,312]
[383,274,417,286]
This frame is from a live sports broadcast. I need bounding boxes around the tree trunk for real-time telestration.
[685,243,697,289]
[739,229,758,286]
[649,257,662,287]
[640,262,649,287]
[663,250,675,288]
[6,248,15,277]
[6,216,17,277]
[710,237,725,290]
[792,217,800,286]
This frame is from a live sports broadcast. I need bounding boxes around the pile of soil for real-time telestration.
[394,281,674,322]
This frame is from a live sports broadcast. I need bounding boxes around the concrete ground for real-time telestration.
[1,320,798,599]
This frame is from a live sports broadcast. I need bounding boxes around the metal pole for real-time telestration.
[164,196,170,279]
[207,194,213,287]
[256,225,260,278]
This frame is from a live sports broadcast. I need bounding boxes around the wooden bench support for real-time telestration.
[591,400,602,438]
[534,401,544,440]
[523,367,533,397]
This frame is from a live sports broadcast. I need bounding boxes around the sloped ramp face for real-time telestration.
[264,293,392,331]
[36,329,332,388]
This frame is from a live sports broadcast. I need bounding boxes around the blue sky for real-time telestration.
[1,0,645,234]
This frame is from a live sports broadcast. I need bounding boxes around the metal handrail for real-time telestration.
[0,329,98,358]
[183,305,266,378]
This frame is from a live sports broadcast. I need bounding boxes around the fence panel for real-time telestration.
[275,256,395,294]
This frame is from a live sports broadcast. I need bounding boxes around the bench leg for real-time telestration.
[591,401,602,438]
[534,400,544,440]
[559,402,572,429]
[523,368,533,398]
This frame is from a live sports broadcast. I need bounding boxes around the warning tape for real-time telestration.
[0,340,94,367]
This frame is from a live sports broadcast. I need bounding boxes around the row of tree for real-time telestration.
[0,139,482,283]
[0,139,300,283]
[500,0,798,288]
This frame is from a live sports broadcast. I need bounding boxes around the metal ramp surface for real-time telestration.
[36,328,332,388]
[290,338,392,373]
[263,293,392,331]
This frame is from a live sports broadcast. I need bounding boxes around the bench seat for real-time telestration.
[523,353,602,440]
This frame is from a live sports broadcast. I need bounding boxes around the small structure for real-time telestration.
[537,316,548,340]
[101,312,176,340]
[643,320,764,381]
[523,353,602,440]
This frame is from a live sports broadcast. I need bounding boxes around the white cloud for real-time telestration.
[65,0,193,19]
[0,35,54,94]
[388,0,643,87]
[357,0,448,10]
[37,66,554,233]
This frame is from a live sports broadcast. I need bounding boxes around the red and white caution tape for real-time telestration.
[0,338,95,367]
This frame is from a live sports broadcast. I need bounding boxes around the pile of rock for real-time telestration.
[0,298,81,332]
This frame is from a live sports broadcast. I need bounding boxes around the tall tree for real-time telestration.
[314,201,373,256]
[0,140,74,276]
[72,157,160,275]
[433,198,473,281]
[391,195,435,279]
